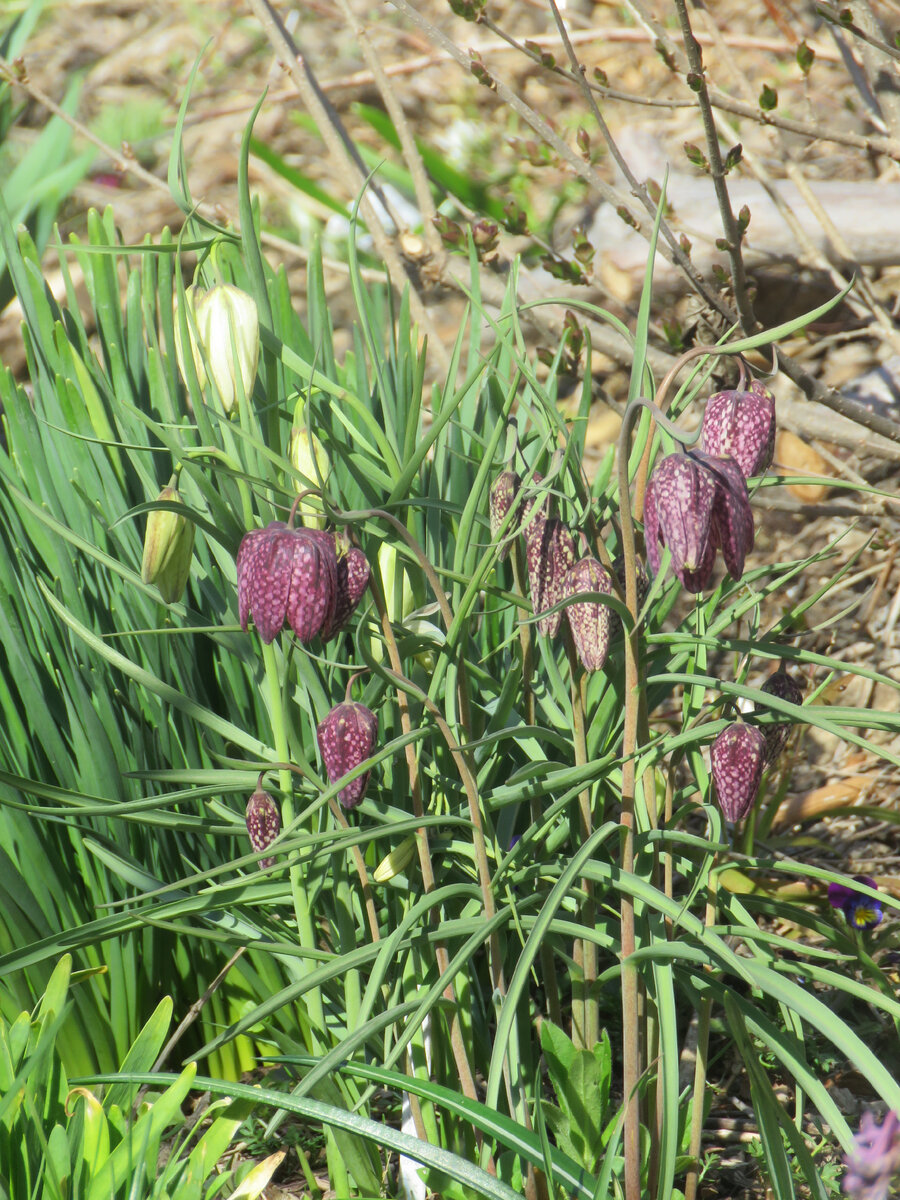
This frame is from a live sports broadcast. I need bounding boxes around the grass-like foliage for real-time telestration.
[0,99,899,1200]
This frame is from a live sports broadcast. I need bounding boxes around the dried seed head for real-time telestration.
[710,722,767,822]
[246,783,281,869]
[644,453,718,592]
[490,470,521,560]
[236,521,337,644]
[317,701,378,809]
[564,557,613,672]
[701,381,776,479]
[141,483,195,604]
[757,669,804,764]
[525,516,576,637]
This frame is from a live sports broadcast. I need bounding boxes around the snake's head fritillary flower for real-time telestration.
[236,521,337,644]
[756,669,804,764]
[564,557,613,672]
[644,453,718,592]
[710,721,767,821]
[318,531,370,641]
[644,451,753,593]
[701,380,776,479]
[195,284,259,415]
[525,516,576,637]
[489,470,521,560]
[317,701,378,809]
[245,780,281,869]
[828,875,883,931]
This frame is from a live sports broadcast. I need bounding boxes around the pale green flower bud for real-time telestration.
[141,482,195,603]
[373,837,417,883]
[195,284,259,415]
[288,395,330,528]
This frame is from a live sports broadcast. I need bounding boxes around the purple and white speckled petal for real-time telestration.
[653,454,717,583]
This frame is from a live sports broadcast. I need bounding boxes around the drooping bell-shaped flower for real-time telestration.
[317,701,378,809]
[693,451,755,580]
[525,515,576,637]
[319,530,370,641]
[701,380,776,479]
[564,557,613,672]
[141,481,195,604]
[236,521,337,644]
[710,721,767,822]
[195,284,259,415]
[644,451,753,593]
[644,453,718,592]
[756,669,804,764]
[490,470,521,560]
[245,778,281,869]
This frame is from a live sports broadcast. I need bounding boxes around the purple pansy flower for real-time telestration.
[828,874,883,931]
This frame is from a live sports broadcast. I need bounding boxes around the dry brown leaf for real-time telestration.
[772,773,880,829]
[774,429,831,503]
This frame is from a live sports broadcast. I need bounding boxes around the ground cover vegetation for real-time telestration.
[1,1,900,1198]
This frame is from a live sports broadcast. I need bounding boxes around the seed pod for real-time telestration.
[525,516,576,637]
[195,284,259,415]
[489,470,521,560]
[701,380,776,479]
[246,781,281,869]
[710,722,767,822]
[757,669,804,764]
[564,557,613,672]
[141,483,195,604]
[317,701,378,809]
[236,522,337,644]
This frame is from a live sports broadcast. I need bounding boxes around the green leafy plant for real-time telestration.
[0,955,277,1200]
[0,71,899,1200]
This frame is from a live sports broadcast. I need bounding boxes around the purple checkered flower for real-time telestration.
[236,520,337,644]
[710,721,767,822]
[644,451,754,593]
[701,380,776,480]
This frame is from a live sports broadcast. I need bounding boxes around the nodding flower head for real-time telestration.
[245,780,281,869]
[489,470,522,560]
[564,557,613,672]
[710,721,767,822]
[236,521,337,644]
[756,669,804,764]
[525,516,576,638]
[317,701,378,809]
[644,451,753,593]
[701,380,776,480]
[828,875,883,931]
